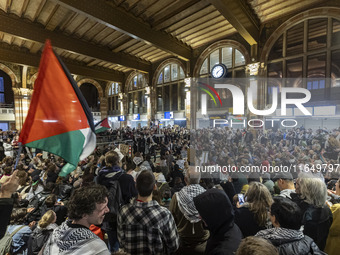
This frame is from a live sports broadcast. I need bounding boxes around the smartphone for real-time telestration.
[238,194,245,205]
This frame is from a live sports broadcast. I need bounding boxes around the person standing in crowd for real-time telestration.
[234,182,273,237]
[118,170,179,254]
[0,170,19,239]
[256,196,326,255]
[193,189,242,255]
[273,172,296,199]
[292,173,332,251]
[41,185,110,255]
[170,167,209,255]
[96,151,137,254]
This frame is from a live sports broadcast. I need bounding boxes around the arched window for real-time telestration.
[155,62,186,112]
[107,82,120,115]
[265,16,340,104]
[195,42,248,109]
[126,73,148,114]
[199,46,246,78]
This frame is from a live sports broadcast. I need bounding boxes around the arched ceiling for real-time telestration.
[0,0,337,83]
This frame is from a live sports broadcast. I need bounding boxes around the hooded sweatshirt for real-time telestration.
[42,220,110,255]
[193,189,242,255]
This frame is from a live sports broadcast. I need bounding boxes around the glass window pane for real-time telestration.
[133,76,137,88]
[308,19,327,51]
[268,62,283,78]
[180,82,185,110]
[108,86,111,96]
[331,50,340,87]
[287,23,304,56]
[171,83,178,111]
[308,54,326,78]
[269,35,283,60]
[157,87,163,111]
[164,65,170,83]
[210,49,219,71]
[157,72,163,84]
[235,49,245,67]
[164,85,170,111]
[286,58,303,87]
[138,74,144,88]
[0,77,4,92]
[133,92,138,113]
[200,59,208,75]
[180,67,185,79]
[332,19,340,46]
[171,64,178,81]
[222,47,232,68]
[128,93,133,114]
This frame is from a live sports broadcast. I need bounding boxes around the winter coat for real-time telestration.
[302,204,333,251]
[193,189,242,255]
[256,227,326,255]
[234,205,266,237]
[325,204,340,255]
[96,165,137,205]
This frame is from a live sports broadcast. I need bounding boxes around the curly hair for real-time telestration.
[10,208,28,225]
[67,184,109,220]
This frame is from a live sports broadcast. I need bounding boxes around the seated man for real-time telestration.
[256,196,326,255]
[118,170,179,254]
[41,185,110,255]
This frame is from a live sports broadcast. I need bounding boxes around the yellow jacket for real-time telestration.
[325,204,340,255]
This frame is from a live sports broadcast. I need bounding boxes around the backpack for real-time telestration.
[0,225,26,255]
[106,171,124,223]
[31,228,53,255]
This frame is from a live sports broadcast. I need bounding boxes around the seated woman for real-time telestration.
[234,182,273,237]
[30,210,58,255]
[256,196,326,255]
[6,208,32,255]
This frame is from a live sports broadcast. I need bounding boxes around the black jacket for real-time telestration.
[272,235,326,255]
[0,198,13,239]
[234,206,265,237]
[96,165,137,205]
[256,228,326,255]
[194,189,242,255]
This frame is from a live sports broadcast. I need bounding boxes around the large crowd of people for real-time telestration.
[0,125,340,255]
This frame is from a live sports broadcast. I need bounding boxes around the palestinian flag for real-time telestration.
[19,40,96,177]
[95,118,111,133]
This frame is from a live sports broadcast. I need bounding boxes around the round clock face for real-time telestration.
[211,64,226,79]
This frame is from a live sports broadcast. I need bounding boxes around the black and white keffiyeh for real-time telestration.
[256,227,304,241]
[176,184,206,223]
[43,220,110,255]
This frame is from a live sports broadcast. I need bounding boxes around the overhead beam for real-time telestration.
[54,0,192,61]
[0,11,150,73]
[207,0,259,45]
[0,45,124,82]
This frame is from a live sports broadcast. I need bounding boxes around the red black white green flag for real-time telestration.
[95,118,111,133]
[19,40,96,177]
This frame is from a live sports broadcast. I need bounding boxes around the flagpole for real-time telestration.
[14,142,23,169]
